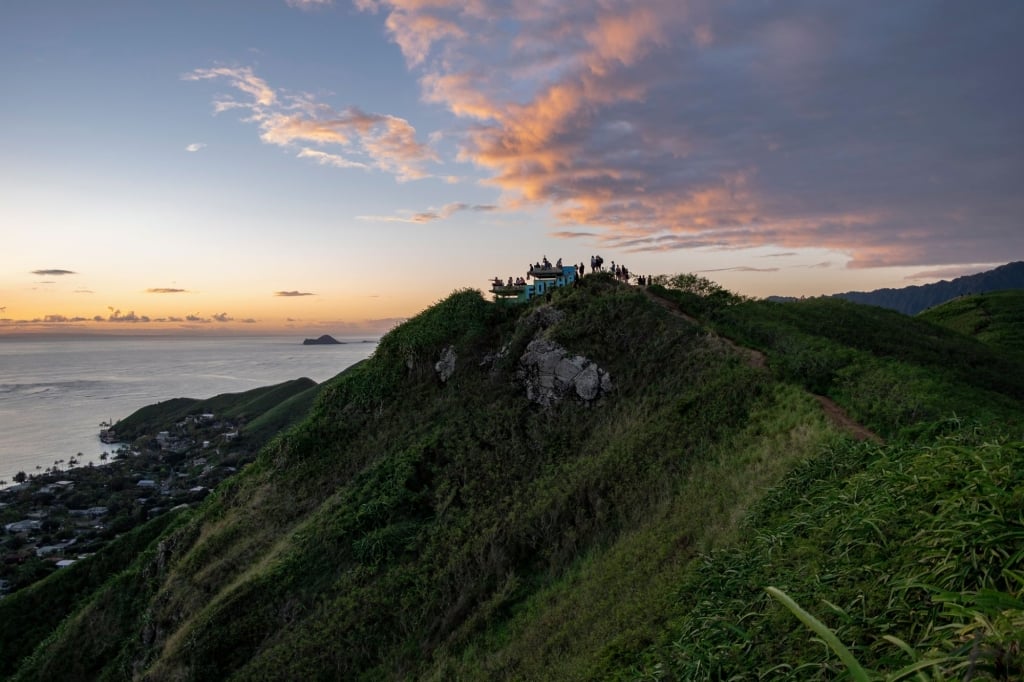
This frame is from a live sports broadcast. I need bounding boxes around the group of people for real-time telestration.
[587,256,653,286]
[588,255,632,280]
[492,275,528,288]
[492,254,653,291]
[528,256,562,272]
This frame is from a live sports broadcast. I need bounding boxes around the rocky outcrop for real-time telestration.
[435,346,457,383]
[518,338,611,406]
[522,306,565,331]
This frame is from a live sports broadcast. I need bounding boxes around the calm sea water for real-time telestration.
[0,336,377,483]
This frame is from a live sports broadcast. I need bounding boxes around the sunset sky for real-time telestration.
[2,1,1021,335]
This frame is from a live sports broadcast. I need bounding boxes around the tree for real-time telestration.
[665,273,745,302]
[659,273,747,315]
[12,471,27,484]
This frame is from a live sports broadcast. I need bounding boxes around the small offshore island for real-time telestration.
[302,334,342,345]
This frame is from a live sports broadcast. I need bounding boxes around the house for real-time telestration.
[491,260,578,304]
[69,506,108,518]
[4,519,42,534]
[37,538,76,557]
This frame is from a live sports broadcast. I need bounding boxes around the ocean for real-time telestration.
[0,335,377,483]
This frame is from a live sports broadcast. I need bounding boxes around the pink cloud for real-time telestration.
[355,0,1024,268]
[186,67,436,181]
[357,201,496,223]
[184,66,276,107]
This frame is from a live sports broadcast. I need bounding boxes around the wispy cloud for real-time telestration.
[185,66,436,181]
[355,0,1024,268]
[183,66,276,107]
[212,312,233,322]
[357,202,496,223]
[185,143,207,152]
[274,290,316,297]
[146,288,188,294]
[286,0,333,8]
[74,289,94,294]
[297,148,367,169]
[697,266,779,273]
[550,231,599,239]
[31,269,76,276]
[904,264,999,281]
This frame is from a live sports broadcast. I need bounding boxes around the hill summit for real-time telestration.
[3,275,1022,680]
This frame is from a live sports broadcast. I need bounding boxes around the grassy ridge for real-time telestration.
[919,290,1024,362]
[7,276,1024,680]
[649,285,1024,439]
[112,377,318,442]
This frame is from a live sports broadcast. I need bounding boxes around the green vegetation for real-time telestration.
[4,275,1023,680]
[919,290,1024,362]
[112,377,318,443]
[0,511,186,678]
[650,282,1024,440]
[632,426,1023,679]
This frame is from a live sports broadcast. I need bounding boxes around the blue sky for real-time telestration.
[2,1,1021,334]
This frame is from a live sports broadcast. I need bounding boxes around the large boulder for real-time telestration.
[435,345,457,383]
[518,339,611,406]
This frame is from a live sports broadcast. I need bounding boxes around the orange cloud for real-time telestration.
[357,201,496,223]
[355,0,1024,267]
[186,68,436,181]
[184,66,276,107]
[385,9,466,66]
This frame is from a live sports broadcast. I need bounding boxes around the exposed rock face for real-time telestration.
[522,306,565,331]
[435,345,457,383]
[518,338,611,406]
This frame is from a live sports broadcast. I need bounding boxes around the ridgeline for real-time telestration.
[769,261,1024,315]
[2,275,1022,680]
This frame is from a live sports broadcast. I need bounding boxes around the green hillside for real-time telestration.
[919,290,1024,362]
[111,377,319,443]
[4,275,1022,680]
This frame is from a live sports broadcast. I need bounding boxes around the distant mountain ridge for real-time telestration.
[770,261,1024,315]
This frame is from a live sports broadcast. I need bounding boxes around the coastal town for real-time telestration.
[0,410,254,597]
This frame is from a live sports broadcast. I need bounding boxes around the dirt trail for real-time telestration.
[643,289,882,443]
[812,394,883,443]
